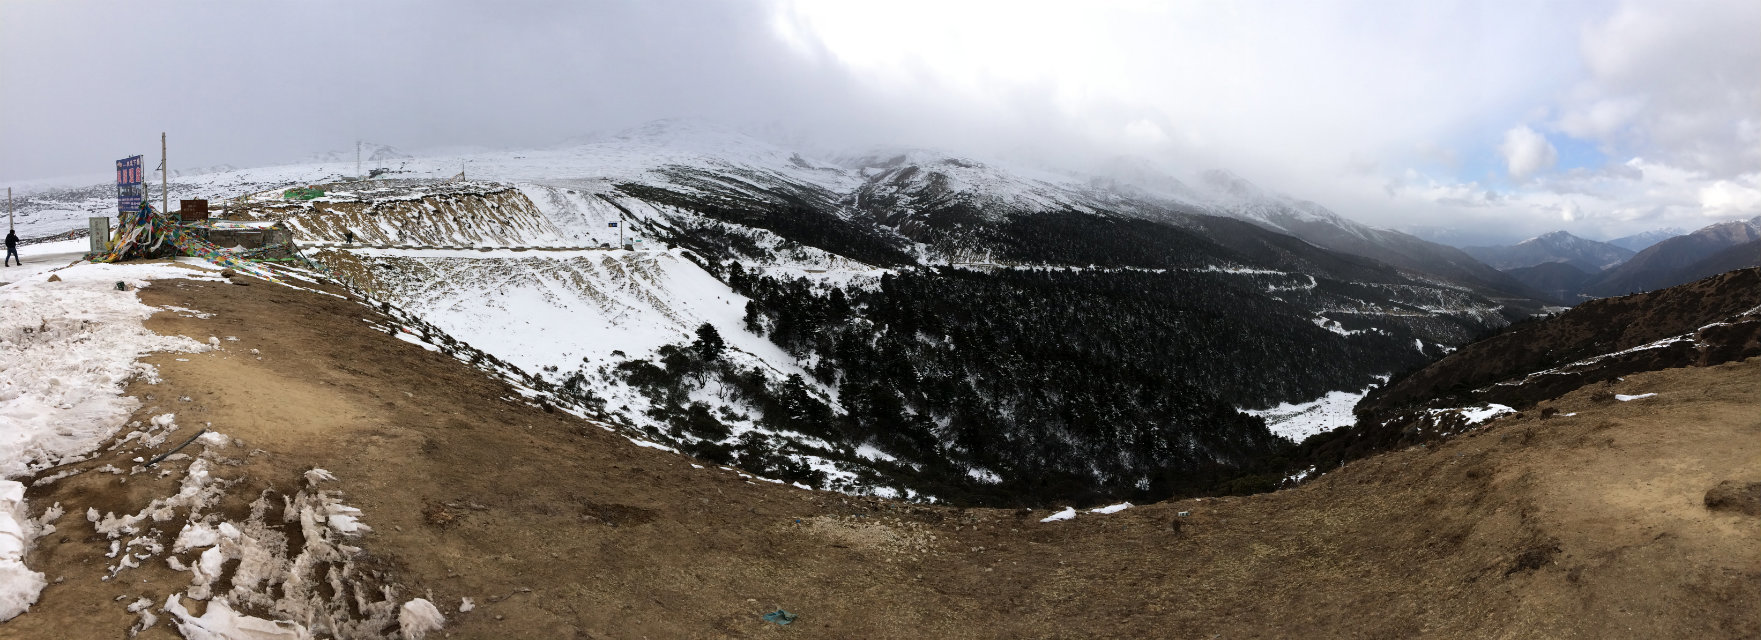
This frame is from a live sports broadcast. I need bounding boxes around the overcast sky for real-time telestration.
[3,0,1756,242]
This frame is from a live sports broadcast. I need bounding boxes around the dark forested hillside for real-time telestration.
[569,168,1539,506]
[603,254,1511,506]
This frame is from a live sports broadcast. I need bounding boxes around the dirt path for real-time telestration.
[8,275,1758,639]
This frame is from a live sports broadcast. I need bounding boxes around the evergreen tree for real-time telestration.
[693,323,726,361]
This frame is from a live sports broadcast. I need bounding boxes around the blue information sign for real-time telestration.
[116,155,144,214]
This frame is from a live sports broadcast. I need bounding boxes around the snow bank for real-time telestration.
[0,263,216,478]
[1457,404,1515,424]
[0,481,46,622]
[0,262,217,620]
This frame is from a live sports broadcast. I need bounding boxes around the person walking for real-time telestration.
[4,229,18,267]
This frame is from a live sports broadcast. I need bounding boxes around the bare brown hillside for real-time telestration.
[7,275,1758,639]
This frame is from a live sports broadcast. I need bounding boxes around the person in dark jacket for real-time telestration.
[4,229,18,267]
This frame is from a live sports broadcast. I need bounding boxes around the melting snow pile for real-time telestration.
[1,261,436,635]
[0,482,45,622]
[1090,502,1133,515]
[0,262,217,621]
[1039,502,1132,523]
[1039,507,1077,523]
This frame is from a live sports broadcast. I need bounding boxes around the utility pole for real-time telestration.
[161,132,168,216]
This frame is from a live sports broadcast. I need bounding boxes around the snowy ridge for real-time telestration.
[9,119,1404,267]
[231,180,566,247]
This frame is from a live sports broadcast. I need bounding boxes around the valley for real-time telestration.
[3,124,1757,639]
[2,269,1754,638]
[8,125,1535,506]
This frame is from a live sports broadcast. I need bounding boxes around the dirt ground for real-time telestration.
[7,274,1758,639]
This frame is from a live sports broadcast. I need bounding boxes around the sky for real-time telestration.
[1,0,1756,244]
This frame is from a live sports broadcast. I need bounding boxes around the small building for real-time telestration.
[183,220,296,258]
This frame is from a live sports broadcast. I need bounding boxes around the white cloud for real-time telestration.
[1560,0,1761,178]
[1699,175,1761,216]
[1499,126,1558,180]
[2,1,1751,242]
[1557,97,1644,140]
[1123,119,1168,145]
[1557,200,1581,222]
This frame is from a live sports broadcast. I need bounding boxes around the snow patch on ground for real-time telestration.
[1090,502,1132,514]
[0,262,221,621]
[0,263,216,478]
[1427,403,1516,425]
[1615,393,1656,402]
[1039,507,1077,523]
[399,598,446,639]
[966,467,1003,484]
[1244,379,1386,442]
[164,597,308,639]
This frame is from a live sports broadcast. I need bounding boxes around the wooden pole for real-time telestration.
[161,132,168,215]
[8,187,12,231]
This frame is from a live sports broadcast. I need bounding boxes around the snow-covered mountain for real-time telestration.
[303,142,413,165]
[1463,231,1636,273]
[5,120,1541,504]
[1192,171,1536,299]
[1582,217,1761,297]
[1607,228,1686,252]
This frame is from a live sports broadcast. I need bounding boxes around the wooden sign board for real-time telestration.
[179,199,209,221]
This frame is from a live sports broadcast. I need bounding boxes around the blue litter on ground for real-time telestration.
[762,609,798,625]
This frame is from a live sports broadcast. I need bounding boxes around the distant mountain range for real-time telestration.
[1581,217,1761,298]
[1194,171,1535,300]
[1457,220,1760,305]
[303,142,413,164]
[1463,231,1635,273]
[1480,218,1759,303]
[1607,228,1685,252]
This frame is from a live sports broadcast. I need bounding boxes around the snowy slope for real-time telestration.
[310,245,910,497]
[320,247,793,376]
